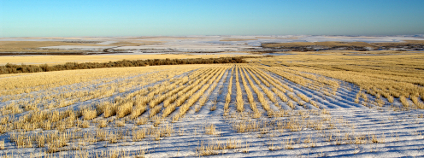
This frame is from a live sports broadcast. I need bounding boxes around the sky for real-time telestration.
[1,0,424,37]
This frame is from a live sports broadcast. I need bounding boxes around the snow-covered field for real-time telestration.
[0,62,423,157]
[3,35,420,53]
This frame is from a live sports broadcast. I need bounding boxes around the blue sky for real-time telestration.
[1,0,423,37]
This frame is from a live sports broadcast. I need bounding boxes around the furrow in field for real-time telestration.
[235,66,244,112]
[247,67,296,110]
[101,68,212,119]
[251,67,322,109]
[139,68,218,119]
[239,65,260,117]
[194,66,227,113]
[262,67,367,110]
[223,66,234,114]
[162,67,224,119]
[197,67,230,115]
[239,65,276,116]
[147,67,218,118]
[245,67,277,104]
[172,67,228,120]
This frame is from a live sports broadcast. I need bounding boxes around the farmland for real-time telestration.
[0,54,254,66]
[0,52,424,157]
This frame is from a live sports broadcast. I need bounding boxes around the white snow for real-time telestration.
[16,35,424,53]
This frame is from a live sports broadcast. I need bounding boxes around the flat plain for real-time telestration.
[0,36,424,157]
[0,54,256,66]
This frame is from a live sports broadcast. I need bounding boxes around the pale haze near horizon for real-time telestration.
[1,0,424,37]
